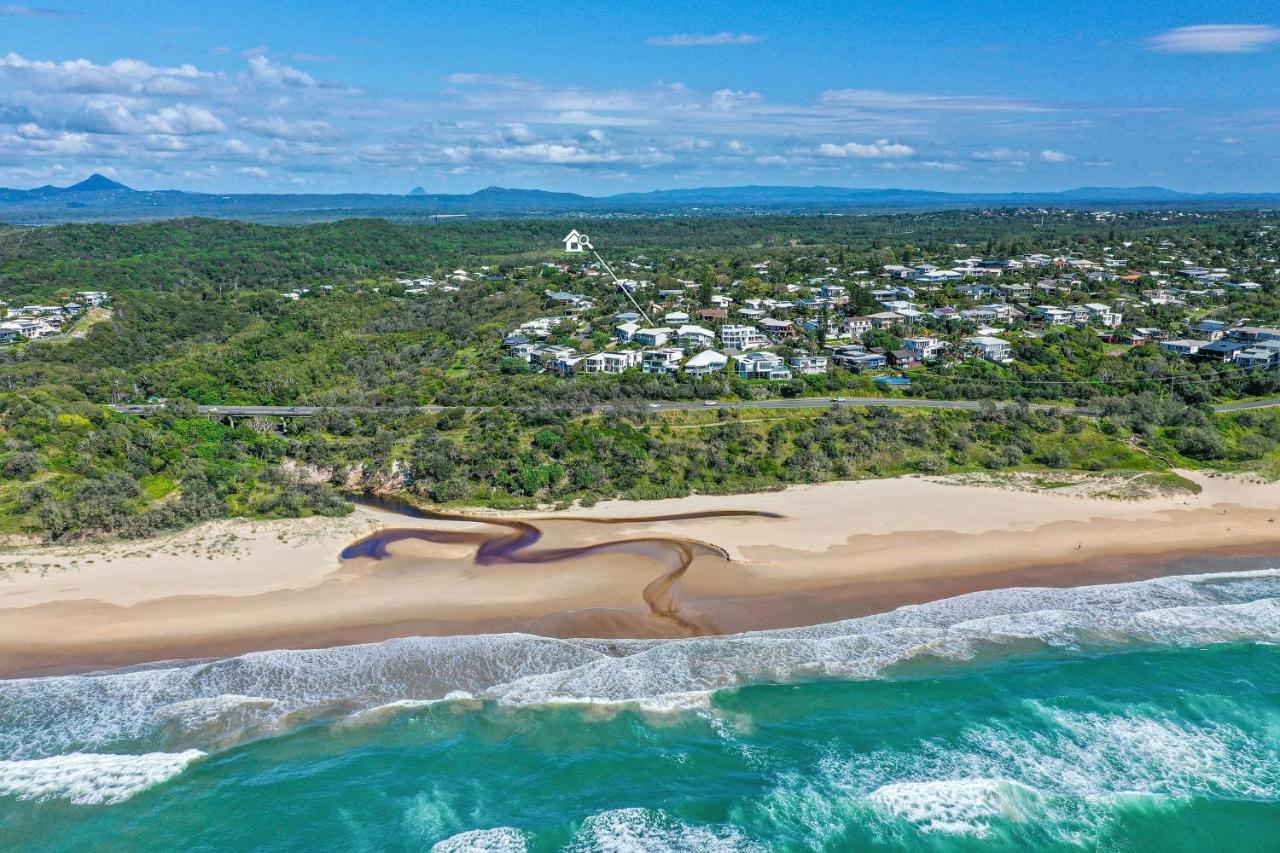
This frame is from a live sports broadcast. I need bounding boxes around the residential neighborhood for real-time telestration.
[0,291,109,344]
[481,223,1280,389]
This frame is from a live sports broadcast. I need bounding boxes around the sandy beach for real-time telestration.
[1,470,1278,677]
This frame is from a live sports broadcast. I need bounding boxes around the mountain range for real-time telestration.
[0,174,1277,224]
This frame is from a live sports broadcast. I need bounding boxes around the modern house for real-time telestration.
[735,351,793,380]
[757,318,794,338]
[633,327,674,347]
[1195,339,1248,362]
[842,316,872,338]
[641,348,685,375]
[1160,339,1207,357]
[902,336,944,362]
[614,321,641,343]
[582,351,641,374]
[683,350,728,377]
[677,324,716,349]
[788,354,829,375]
[964,335,1013,362]
[720,325,769,351]
[830,345,885,371]
[1235,341,1280,369]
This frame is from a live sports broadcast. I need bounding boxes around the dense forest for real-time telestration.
[0,211,1278,540]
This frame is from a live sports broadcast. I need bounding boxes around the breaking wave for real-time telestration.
[0,750,204,805]
[1,566,1278,810]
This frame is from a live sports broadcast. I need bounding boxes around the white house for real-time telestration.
[683,350,728,377]
[735,351,793,380]
[788,354,829,375]
[641,348,684,375]
[677,324,716,349]
[614,321,641,343]
[1160,339,1207,356]
[965,335,1013,362]
[562,230,586,253]
[902,336,945,361]
[633,327,674,347]
[582,351,641,374]
[720,325,769,351]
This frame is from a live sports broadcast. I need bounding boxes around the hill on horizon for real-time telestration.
[0,175,1276,224]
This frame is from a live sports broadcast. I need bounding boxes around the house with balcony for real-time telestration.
[788,354,829,375]
[641,348,685,375]
[677,324,716,350]
[683,350,729,377]
[1160,339,1207,357]
[735,351,793,380]
[964,335,1013,363]
[720,324,770,351]
[633,327,674,347]
[902,336,945,362]
[581,351,641,374]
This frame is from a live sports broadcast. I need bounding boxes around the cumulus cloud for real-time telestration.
[1147,24,1280,54]
[708,88,762,112]
[68,99,225,135]
[971,147,1028,162]
[240,116,341,141]
[816,139,916,159]
[645,32,764,47]
[0,53,210,94]
[1039,149,1074,162]
[245,54,316,87]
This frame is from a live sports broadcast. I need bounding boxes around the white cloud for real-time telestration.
[240,116,341,141]
[645,32,764,47]
[820,88,1050,113]
[708,89,762,112]
[0,53,210,94]
[971,147,1028,162]
[246,54,316,87]
[1039,149,1074,162]
[1147,24,1280,54]
[68,99,225,135]
[235,166,270,178]
[816,139,915,159]
[0,6,73,17]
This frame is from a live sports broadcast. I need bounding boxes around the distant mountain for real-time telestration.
[0,177,1276,224]
[65,173,132,193]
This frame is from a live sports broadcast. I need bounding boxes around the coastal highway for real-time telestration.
[108,397,1083,417]
[107,395,1280,418]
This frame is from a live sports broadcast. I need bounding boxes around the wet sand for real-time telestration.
[1,471,1278,678]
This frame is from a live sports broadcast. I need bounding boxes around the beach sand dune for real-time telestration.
[1,472,1277,678]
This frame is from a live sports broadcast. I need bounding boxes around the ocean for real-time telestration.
[2,562,1279,851]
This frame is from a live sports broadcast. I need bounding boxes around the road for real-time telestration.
[107,395,1280,418]
[109,397,1085,417]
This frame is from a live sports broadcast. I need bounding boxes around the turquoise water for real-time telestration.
[2,565,1280,851]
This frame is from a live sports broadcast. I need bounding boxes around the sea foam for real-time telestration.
[0,750,204,804]
[431,827,529,852]
[2,567,1278,763]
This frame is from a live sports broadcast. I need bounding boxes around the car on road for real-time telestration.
[831,396,847,402]
[648,403,661,409]
[702,400,718,406]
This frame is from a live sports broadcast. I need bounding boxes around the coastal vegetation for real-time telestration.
[0,211,1279,539]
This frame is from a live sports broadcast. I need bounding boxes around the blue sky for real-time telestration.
[1,0,1278,194]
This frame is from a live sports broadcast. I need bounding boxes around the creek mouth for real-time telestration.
[343,494,783,635]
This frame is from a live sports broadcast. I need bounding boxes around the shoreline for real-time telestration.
[1,471,1278,679]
